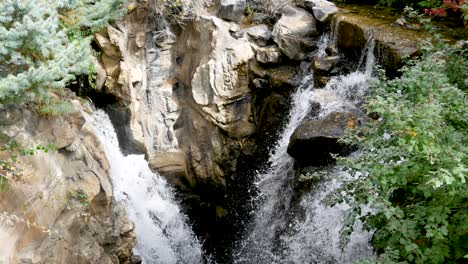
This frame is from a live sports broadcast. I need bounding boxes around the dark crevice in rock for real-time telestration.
[67,76,147,157]
[105,105,148,156]
[67,75,120,108]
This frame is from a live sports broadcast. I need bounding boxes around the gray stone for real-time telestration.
[256,45,282,64]
[313,55,340,73]
[287,111,366,166]
[252,78,268,89]
[234,24,271,46]
[304,0,339,22]
[218,0,246,22]
[252,12,270,24]
[272,6,317,60]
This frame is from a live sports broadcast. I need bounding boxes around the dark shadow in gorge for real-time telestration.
[192,63,304,263]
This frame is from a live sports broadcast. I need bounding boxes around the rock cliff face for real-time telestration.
[94,0,426,190]
[87,0,428,259]
[94,1,293,191]
[172,15,257,188]
[0,100,135,264]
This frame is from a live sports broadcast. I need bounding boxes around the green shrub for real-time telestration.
[329,41,468,263]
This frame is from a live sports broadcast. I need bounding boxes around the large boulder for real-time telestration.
[218,0,246,22]
[287,111,365,166]
[272,6,318,60]
[304,0,339,22]
[189,16,256,137]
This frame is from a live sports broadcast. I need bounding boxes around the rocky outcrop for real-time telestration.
[287,110,366,166]
[256,45,282,64]
[334,10,424,75]
[272,6,318,60]
[0,101,135,264]
[172,15,256,188]
[218,0,246,22]
[304,0,338,22]
[234,24,272,47]
[96,1,180,160]
[313,55,340,74]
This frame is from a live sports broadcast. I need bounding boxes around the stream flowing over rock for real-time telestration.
[88,110,203,264]
[233,33,376,264]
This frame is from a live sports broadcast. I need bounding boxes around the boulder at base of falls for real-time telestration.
[304,0,339,22]
[287,111,363,166]
[218,0,246,22]
[312,55,340,74]
[272,6,317,60]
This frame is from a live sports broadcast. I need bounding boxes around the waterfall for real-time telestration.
[87,110,203,264]
[233,38,376,264]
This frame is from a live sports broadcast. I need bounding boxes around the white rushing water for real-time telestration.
[88,110,203,264]
[234,37,376,263]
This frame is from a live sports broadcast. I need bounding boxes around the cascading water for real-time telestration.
[87,110,204,264]
[233,36,377,264]
[85,27,377,264]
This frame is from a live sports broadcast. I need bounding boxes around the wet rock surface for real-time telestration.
[288,111,365,166]
[334,9,424,75]
[313,55,340,74]
[85,1,430,262]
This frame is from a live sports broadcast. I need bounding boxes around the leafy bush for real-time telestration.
[329,41,468,263]
[0,0,127,113]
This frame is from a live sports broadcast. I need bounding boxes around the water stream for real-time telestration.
[233,37,376,263]
[87,31,377,264]
[88,110,204,264]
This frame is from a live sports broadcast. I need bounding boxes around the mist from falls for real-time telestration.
[233,36,376,264]
[87,110,204,264]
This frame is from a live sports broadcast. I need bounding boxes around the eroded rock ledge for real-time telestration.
[0,100,135,264]
[89,0,427,259]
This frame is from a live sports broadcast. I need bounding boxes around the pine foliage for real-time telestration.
[0,0,126,109]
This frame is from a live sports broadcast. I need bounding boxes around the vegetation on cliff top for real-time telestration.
[0,0,126,114]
